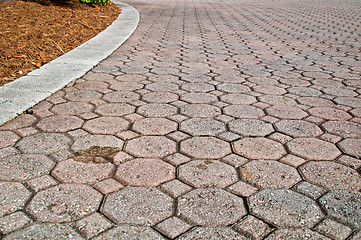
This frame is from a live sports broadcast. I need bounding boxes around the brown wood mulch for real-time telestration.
[0,0,120,86]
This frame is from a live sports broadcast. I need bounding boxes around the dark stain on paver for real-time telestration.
[70,146,120,164]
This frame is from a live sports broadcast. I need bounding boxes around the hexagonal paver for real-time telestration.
[259,95,297,106]
[3,223,83,240]
[180,137,231,159]
[137,104,178,117]
[103,91,140,102]
[16,133,71,154]
[180,118,226,136]
[146,82,179,91]
[266,105,308,119]
[308,107,352,120]
[115,158,175,186]
[253,85,287,95]
[265,228,330,240]
[0,154,54,181]
[27,184,102,222]
[142,92,179,103]
[101,187,173,225]
[93,225,165,240]
[338,139,361,158]
[240,160,302,189]
[52,159,115,184]
[51,102,94,115]
[177,188,246,226]
[319,190,361,229]
[220,93,257,104]
[224,105,264,119]
[299,161,361,191]
[217,83,250,93]
[287,138,341,160]
[334,96,361,108]
[182,83,215,92]
[275,120,323,137]
[0,182,31,217]
[287,86,322,97]
[0,131,20,148]
[178,160,238,188]
[297,96,335,107]
[178,227,248,240]
[71,135,124,152]
[228,119,274,136]
[83,117,130,135]
[125,136,176,158]
[322,121,361,138]
[132,118,177,135]
[95,103,135,116]
[181,104,221,118]
[249,189,324,228]
[36,115,84,132]
[233,137,286,160]
[181,93,217,103]
[110,81,144,91]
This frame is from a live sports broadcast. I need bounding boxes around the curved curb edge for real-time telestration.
[0,1,139,126]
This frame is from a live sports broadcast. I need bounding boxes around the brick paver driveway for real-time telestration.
[1,0,360,239]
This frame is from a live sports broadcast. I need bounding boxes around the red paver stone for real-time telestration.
[94,178,124,194]
[74,81,109,91]
[95,103,135,116]
[177,188,246,226]
[15,133,71,154]
[227,181,258,197]
[27,184,102,222]
[180,137,231,159]
[217,83,250,93]
[287,138,341,160]
[228,119,274,136]
[314,219,353,240]
[308,107,352,120]
[27,175,58,192]
[266,105,308,119]
[36,115,84,132]
[249,189,324,228]
[0,211,33,235]
[0,154,54,181]
[101,187,173,225]
[233,137,286,160]
[287,86,322,97]
[259,95,297,106]
[110,81,144,91]
[181,104,221,118]
[224,105,265,119]
[142,92,179,103]
[103,91,140,103]
[64,90,103,102]
[52,159,115,184]
[182,83,215,92]
[50,102,94,115]
[338,138,361,158]
[322,121,361,138]
[178,160,238,188]
[125,136,176,158]
[83,117,130,135]
[0,131,20,149]
[234,215,274,240]
[115,158,175,186]
[0,182,31,217]
[275,120,323,137]
[146,82,179,91]
[299,161,361,191]
[181,93,217,103]
[180,118,226,136]
[297,96,335,107]
[253,85,287,95]
[132,118,177,135]
[137,103,178,117]
[240,160,301,189]
[0,114,37,130]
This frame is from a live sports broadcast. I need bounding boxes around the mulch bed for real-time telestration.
[0,0,120,86]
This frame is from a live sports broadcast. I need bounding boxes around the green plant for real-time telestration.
[80,0,109,6]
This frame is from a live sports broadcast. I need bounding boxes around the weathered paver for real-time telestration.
[1,0,361,237]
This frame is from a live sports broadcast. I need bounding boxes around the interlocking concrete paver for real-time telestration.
[249,189,324,228]
[177,188,246,226]
[0,154,54,181]
[101,187,173,225]
[1,0,361,237]
[0,182,31,217]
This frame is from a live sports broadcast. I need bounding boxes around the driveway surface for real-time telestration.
[0,0,360,239]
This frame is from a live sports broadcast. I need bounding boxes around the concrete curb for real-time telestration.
[0,0,139,126]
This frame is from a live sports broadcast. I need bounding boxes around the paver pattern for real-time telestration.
[0,0,360,238]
